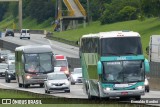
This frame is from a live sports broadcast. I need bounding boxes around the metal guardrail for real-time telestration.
[14,29,45,34]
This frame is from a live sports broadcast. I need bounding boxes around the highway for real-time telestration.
[0,33,160,106]
[1,33,79,58]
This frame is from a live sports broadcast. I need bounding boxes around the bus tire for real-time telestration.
[6,79,10,83]
[135,96,141,100]
[23,84,29,88]
[19,83,22,87]
[47,91,50,94]
[87,85,95,100]
[40,84,44,87]
[45,89,47,93]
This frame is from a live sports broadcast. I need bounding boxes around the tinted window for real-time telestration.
[48,74,67,80]
[101,37,142,56]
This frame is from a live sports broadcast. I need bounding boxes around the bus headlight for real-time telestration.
[26,75,31,79]
[136,86,144,90]
[103,87,112,92]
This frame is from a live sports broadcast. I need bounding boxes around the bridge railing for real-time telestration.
[63,0,74,16]
[74,0,86,16]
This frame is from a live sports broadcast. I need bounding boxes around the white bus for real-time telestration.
[79,31,150,100]
[15,45,54,88]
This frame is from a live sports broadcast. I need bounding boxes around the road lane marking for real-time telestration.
[47,39,78,53]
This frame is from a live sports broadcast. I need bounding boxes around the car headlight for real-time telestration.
[73,76,78,80]
[47,82,52,85]
[8,75,11,78]
[136,86,144,90]
[144,79,149,85]
[65,81,70,85]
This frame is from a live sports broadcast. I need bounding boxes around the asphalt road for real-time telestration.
[1,33,79,58]
[0,33,160,106]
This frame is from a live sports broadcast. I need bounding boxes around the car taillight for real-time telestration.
[60,67,69,74]
[60,67,67,71]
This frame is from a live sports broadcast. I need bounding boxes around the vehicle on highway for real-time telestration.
[5,64,16,83]
[148,35,160,62]
[145,76,150,92]
[6,53,15,64]
[70,68,82,85]
[15,45,54,88]
[54,55,70,77]
[78,31,150,100]
[44,72,70,94]
[0,50,11,62]
[20,29,30,39]
[0,63,8,76]
[5,29,14,37]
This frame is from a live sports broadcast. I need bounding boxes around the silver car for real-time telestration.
[44,72,70,94]
[0,63,8,76]
[70,68,82,85]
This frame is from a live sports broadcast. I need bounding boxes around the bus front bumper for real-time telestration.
[102,89,145,97]
[25,79,45,84]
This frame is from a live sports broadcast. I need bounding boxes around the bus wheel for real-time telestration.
[6,79,10,83]
[45,89,47,93]
[24,84,29,88]
[135,96,141,100]
[47,91,50,94]
[87,88,95,99]
[40,84,44,88]
[19,83,22,87]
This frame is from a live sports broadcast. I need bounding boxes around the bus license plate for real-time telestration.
[121,92,128,95]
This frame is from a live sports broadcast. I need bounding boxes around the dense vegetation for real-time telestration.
[0,0,159,26]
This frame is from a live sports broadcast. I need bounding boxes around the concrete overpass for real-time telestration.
[0,0,22,30]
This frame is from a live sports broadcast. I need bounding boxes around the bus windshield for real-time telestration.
[54,60,67,67]
[24,53,53,73]
[101,37,142,56]
[102,61,145,83]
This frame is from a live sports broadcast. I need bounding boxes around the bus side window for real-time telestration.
[22,55,24,63]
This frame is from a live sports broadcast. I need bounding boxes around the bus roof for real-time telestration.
[81,31,140,38]
[15,45,52,53]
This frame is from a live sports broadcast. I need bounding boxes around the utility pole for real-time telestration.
[19,0,22,29]
[87,0,90,24]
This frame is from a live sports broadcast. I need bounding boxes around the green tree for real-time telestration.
[141,0,160,18]
[118,6,137,21]
[0,3,8,21]
[99,0,140,24]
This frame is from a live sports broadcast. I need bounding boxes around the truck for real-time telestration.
[148,35,160,62]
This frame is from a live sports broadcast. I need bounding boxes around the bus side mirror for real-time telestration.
[144,58,150,73]
[97,61,102,74]
[76,41,79,45]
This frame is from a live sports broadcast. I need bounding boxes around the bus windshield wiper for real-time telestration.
[124,52,137,55]
[106,53,118,56]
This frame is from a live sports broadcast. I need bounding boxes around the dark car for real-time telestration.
[5,29,14,37]
[5,64,16,83]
